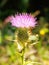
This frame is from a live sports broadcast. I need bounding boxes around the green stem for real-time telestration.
[22,47,25,65]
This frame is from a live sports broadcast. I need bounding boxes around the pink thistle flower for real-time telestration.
[9,13,37,28]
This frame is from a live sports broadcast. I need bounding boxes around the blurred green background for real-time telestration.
[0,0,49,20]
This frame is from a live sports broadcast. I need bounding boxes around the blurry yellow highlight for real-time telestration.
[40,28,49,35]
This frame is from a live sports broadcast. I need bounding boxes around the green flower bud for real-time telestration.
[17,28,29,43]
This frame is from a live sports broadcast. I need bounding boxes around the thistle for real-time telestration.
[4,13,37,65]
[10,13,37,28]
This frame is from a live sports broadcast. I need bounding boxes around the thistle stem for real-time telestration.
[22,46,25,65]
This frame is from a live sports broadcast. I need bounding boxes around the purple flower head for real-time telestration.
[10,13,37,28]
